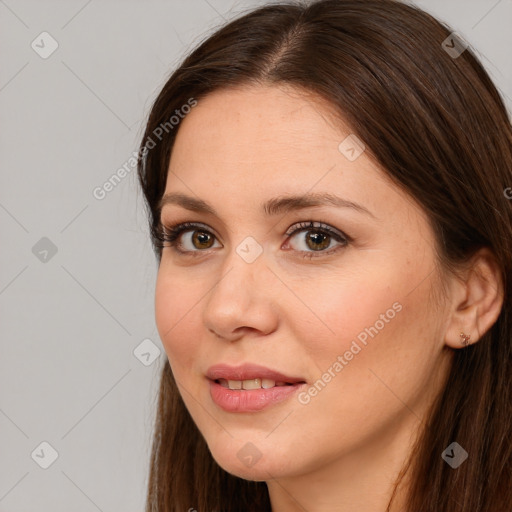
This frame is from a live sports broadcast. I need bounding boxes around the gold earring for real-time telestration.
[460,332,471,347]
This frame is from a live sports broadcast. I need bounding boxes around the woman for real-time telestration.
[137,0,512,510]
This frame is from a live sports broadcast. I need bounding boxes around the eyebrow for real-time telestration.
[158,192,376,219]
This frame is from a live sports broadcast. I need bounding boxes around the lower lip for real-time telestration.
[209,379,305,412]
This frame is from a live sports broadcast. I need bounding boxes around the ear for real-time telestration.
[444,247,504,349]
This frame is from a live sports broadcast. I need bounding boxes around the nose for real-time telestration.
[202,247,279,342]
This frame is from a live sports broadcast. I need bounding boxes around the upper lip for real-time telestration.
[206,363,305,383]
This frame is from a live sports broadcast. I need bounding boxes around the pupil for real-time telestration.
[308,232,329,250]
[194,231,212,248]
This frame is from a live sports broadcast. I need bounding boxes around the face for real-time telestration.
[155,85,453,483]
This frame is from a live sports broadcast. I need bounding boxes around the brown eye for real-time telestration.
[161,220,350,259]
[160,222,221,254]
[304,231,331,251]
[285,221,349,257]
[191,230,215,249]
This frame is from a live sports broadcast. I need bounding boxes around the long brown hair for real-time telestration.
[137,1,512,510]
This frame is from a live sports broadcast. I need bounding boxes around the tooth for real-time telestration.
[242,378,262,390]
[261,379,276,389]
[218,379,230,388]
[228,380,242,390]
[218,378,286,390]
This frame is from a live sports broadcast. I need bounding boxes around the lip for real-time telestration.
[206,363,305,383]
[206,363,306,413]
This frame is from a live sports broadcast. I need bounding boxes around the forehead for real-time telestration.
[169,85,375,187]
[173,85,347,154]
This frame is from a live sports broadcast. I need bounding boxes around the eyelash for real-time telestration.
[158,220,351,259]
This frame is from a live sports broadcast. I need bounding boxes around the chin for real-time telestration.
[215,457,276,482]
[207,443,295,482]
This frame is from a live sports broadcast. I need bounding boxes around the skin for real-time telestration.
[154,84,503,512]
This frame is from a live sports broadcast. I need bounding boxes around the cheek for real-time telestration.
[297,262,435,403]
[297,269,402,362]
[302,268,439,415]
[155,270,201,366]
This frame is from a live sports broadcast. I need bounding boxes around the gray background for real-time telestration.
[0,0,510,510]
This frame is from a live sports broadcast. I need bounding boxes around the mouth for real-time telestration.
[206,363,306,412]
[215,378,299,390]
[206,362,305,384]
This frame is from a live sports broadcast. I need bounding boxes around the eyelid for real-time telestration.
[282,221,349,256]
[159,219,350,256]
[159,221,220,252]
[160,219,347,239]
[284,220,349,240]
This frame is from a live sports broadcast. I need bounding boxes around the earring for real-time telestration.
[460,332,471,347]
